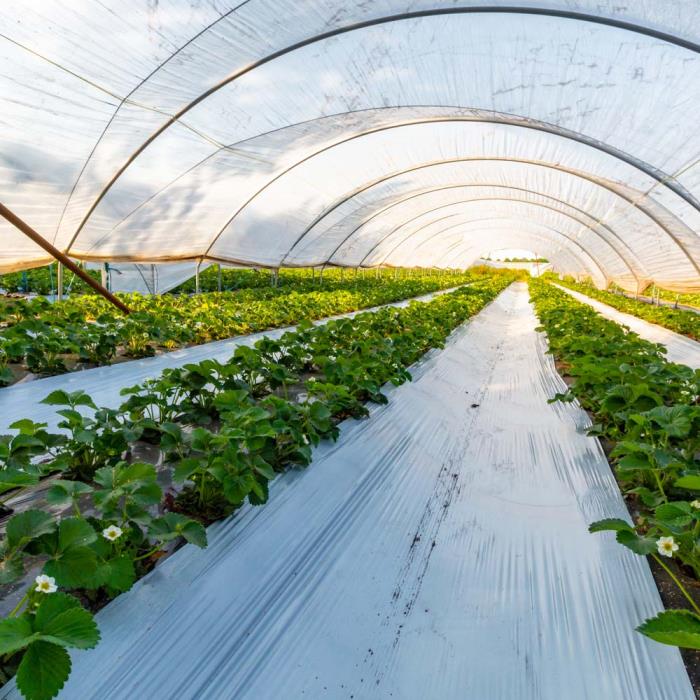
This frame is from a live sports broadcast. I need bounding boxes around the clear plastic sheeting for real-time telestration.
[1,284,692,699]
[1,2,699,289]
[86,261,208,295]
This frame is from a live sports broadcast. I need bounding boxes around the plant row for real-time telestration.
[547,274,699,340]
[529,278,700,651]
[0,270,477,386]
[0,271,517,700]
[655,287,700,311]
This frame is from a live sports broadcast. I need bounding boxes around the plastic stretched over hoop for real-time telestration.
[0,2,699,290]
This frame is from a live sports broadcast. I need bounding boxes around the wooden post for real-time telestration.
[0,202,130,314]
[56,262,63,302]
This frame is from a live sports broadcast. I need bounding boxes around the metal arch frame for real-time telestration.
[62,6,700,254]
[433,232,598,278]
[359,196,637,280]
[323,183,645,276]
[371,208,612,280]
[410,218,606,281]
[84,107,696,260]
[204,115,694,266]
[210,115,700,269]
[280,156,700,277]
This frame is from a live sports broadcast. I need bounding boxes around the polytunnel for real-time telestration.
[1,1,700,290]
[1,3,700,700]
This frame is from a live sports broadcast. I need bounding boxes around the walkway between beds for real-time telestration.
[554,284,700,370]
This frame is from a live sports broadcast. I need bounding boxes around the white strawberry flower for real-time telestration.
[657,536,679,558]
[34,574,57,594]
[692,500,700,509]
[102,524,123,542]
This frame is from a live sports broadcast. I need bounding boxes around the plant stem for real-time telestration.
[8,591,29,617]
[653,470,667,503]
[134,545,161,562]
[652,554,700,615]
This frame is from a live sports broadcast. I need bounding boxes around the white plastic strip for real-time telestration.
[554,284,700,370]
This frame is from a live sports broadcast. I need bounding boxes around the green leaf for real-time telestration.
[117,461,157,485]
[646,406,694,438]
[44,548,99,589]
[616,529,657,555]
[674,475,700,491]
[588,518,632,533]
[638,610,700,649]
[180,520,207,548]
[173,457,201,482]
[655,503,694,529]
[40,608,100,650]
[617,453,653,471]
[16,640,71,700]
[6,510,56,549]
[149,513,207,548]
[96,555,135,593]
[0,615,36,655]
[45,480,93,506]
[39,390,71,406]
[33,592,81,629]
[0,468,38,492]
[57,518,97,551]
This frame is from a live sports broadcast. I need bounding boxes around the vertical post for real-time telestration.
[195,260,201,294]
[57,262,64,302]
[101,263,108,290]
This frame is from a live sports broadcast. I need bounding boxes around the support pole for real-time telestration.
[57,262,63,302]
[195,260,202,294]
[0,202,130,314]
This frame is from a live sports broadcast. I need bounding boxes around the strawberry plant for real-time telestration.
[531,278,700,652]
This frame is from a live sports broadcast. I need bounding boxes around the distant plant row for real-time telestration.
[549,274,699,340]
[0,271,477,387]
